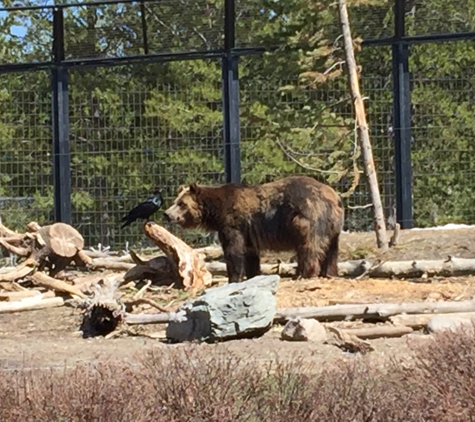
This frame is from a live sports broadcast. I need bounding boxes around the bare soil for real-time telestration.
[1,226,475,370]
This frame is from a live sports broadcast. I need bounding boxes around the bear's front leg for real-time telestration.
[218,229,247,283]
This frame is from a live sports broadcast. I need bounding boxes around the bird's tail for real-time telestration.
[120,214,131,228]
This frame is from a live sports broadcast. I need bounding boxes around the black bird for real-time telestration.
[120,190,163,229]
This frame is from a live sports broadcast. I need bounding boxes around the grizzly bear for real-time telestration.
[163,176,344,283]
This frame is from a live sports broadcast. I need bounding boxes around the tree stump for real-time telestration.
[0,222,92,280]
[79,277,125,338]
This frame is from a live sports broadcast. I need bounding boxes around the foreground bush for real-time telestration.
[2,324,475,421]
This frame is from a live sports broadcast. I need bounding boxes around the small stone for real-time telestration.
[426,315,475,334]
[281,318,327,342]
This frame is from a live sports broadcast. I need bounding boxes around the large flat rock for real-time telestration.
[166,275,280,343]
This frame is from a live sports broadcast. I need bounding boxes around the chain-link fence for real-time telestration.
[0,0,474,248]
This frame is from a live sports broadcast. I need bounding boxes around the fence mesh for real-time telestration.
[410,40,475,227]
[0,71,53,230]
[69,60,224,248]
[0,0,475,249]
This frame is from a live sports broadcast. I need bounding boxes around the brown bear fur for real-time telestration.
[163,176,344,283]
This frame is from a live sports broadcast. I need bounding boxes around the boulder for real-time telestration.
[281,318,327,342]
[166,275,280,343]
[426,315,475,334]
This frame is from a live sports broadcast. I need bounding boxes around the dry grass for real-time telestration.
[2,324,475,421]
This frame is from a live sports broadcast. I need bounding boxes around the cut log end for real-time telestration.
[44,223,85,258]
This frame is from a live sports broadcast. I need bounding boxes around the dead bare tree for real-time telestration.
[338,0,389,251]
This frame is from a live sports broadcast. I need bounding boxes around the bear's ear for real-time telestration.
[189,182,200,195]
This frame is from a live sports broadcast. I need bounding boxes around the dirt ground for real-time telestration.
[2,225,475,370]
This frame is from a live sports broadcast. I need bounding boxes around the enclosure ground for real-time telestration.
[1,226,475,370]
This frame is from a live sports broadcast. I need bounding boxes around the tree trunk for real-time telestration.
[274,299,475,323]
[338,0,388,250]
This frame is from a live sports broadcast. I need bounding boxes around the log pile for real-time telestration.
[2,219,475,346]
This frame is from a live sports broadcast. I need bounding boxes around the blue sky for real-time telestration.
[0,0,56,38]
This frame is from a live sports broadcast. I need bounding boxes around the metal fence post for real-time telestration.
[51,6,72,223]
[222,0,241,183]
[392,0,413,229]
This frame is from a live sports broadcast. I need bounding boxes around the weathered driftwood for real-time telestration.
[73,272,124,293]
[341,325,413,340]
[274,299,475,323]
[31,271,87,299]
[0,295,64,313]
[125,312,170,325]
[325,326,374,354]
[0,259,37,282]
[338,0,388,251]
[0,238,30,256]
[79,278,124,338]
[0,289,45,301]
[144,222,212,290]
[390,312,475,329]
[124,297,169,313]
[339,256,475,279]
[205,257,475,279]
[90,258,135,271]
[0,281,27,292]
[0,222,90,277]
[195,245,224,261]
[0,222,19,238]
[205,261,296,277]
[123,250,176,285]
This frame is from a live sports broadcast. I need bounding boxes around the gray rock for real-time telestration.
[281,318,327,342]
[426,315,475,334]
[166,275,280,343]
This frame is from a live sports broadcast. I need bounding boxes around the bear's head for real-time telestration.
[163,183,203,229]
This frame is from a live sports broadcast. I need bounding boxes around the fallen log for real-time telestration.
[205,257,475,279]
[205,261,296,278]
[390,312,475,329]
[0,259,37,282]
[123,251,176,285]
[341,325,413,340]
[195,245,223,261]
[31,271,87,299]
[125,312,170,325]
[0,289,45,301]
[73,272,123,293]
[0,238,30,256]
[340,256,475,279]
[0,281,27,292]
[0,222,20,238]
[79,278,124,338]
[274,299,475,323]
[0,295,64,313]
[90,259,134,271]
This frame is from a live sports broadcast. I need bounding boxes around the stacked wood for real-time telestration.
[4,219,475,345]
